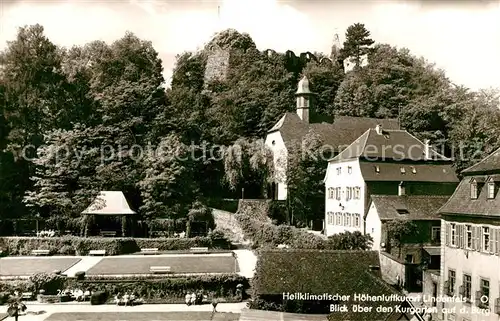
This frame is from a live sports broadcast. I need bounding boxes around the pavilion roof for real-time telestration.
[81,191,136,215]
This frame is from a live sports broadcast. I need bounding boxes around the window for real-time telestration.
[400,167,406,174]
[346,213,351,227]
[348,166,352,174]
[451,223,456,246]
[327,212,334,225]
[448,270,456,296]
[488,182,495,199]
[483,227,490,252]
[479,278,490,307]
[405,254,413,263]
[466,225,472,249]
[463,274,472,302]
[471,183,478,199]
[431,227,441,242]
[328,187,334,199]
[336,213,341,226]
[354,215,360,228]
[336,167,341,175]
[371,228,375,233]
[335,187,341,200]
[346,187,351,201]
[353,187,361,199]
[446,314,455,321]
[375,166,380,173]
[343,213,347,226]
[411,166,416,174]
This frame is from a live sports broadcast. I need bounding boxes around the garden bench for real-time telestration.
[89,250,106,256]
[100,230,117,237]
[150,266,172,274]
[140,248,159,255]
[31,249,50,256]
[190,247,209,253]
[21,292,33,299]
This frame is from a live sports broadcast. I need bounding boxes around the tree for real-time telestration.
[385,219,418,258]
[340,23,374,68]
[223,138,274,198]
[138,134,197,226]
[301,59,345,117]
[327,231,373,250]
[286,131,328,226]
[0,24,73,220]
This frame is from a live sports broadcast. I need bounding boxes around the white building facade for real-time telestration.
[324,159,365,236]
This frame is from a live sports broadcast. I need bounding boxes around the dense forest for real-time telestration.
[0,23,499,230]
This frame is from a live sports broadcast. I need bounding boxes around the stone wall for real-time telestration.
[204,48,230,84]
[379,251,406,287]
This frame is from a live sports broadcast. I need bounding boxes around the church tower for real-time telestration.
[296,76,313,123]
[330,31,342,61]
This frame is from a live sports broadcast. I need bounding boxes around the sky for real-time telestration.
[0,0,499,91]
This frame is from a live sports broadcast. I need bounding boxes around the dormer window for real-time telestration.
[488,182,495,199]
[411,166,416,174]
[471,182,478,199]
[375,166,380,173]
[400,167,406,174]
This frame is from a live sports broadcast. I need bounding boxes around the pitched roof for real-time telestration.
[439,175,500,217]
[331,129,450,162]
[462,146,500,175]
[255,249,380,294]
[370,195,449,221]
[81,191,136,215]
[360,161,459,182]
[268,114,399,152]
[255,250,410,321]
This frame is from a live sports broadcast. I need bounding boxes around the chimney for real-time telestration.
[398,181,405,196]
[424,139,430,160]
[375,124,383,135]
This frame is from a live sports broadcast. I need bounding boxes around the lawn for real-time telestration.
[0,257,81,276]
[44,312,240,320]
[86,254,238,275]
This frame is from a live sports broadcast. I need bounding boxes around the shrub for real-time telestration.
[0,235,231,256]
[28,272,66,295]
[208,229,232,249]
[90,291,107,305]
[75,271,86,281]
[59,245,75,255]
[234,213,326,249]
[0,291,10,305]
[66,274,249,304]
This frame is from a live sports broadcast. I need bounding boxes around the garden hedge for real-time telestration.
[0,234,231,256]
[0,273,249,304]
[234,213,328,249]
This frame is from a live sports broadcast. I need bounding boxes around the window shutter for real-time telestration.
[497,229,500,256]
[475,291,482,306]
[491,228,496,254]
[478,226,483,251]
[459,225,464,248]
[445,223,450,246]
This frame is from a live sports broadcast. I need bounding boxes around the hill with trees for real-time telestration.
[0,23,499,231]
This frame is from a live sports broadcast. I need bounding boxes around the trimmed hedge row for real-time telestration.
[67,274,249,303]
[0,234,231,256]
[0,273,249,304]
[234,213,328,249]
